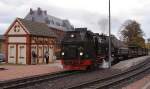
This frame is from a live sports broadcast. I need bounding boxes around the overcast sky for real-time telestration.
[0,0,150,39]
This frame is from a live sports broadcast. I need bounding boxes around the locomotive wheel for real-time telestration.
[112,58,119,65]
[87,65,95,71]
[87,63,100,71]
[94,62,100,69]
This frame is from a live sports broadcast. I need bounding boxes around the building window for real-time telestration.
[51,20,54,24]
[20,46,24,58]
[56,22,61,26]
[10,46,14,58]
[14,25,20,32]
[44,39,48,44]
[50,45,53,48]
[45,18,50,24]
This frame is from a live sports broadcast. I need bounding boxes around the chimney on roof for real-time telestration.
[31,17,34,22]
[44,10,47,15]
[37,7,42,15]
[45,17,50,24]
[29,8,34,15]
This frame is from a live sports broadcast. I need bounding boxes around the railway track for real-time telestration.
[66,59,150,89]
[0,59,149,89]
[0,70,80,89]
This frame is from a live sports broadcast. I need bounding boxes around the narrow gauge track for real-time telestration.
[66,59,150,89]
[0,70,80,89]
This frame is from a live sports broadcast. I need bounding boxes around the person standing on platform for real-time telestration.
[32,50,37,65]
[45,51,49,64]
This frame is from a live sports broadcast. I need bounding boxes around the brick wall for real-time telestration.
[0,40,5,53]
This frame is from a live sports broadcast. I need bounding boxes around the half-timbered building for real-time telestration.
[4,18,57,64]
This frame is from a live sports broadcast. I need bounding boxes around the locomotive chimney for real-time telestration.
[29,8,34,15]
[44,10,47,15]
[37,7,42,15]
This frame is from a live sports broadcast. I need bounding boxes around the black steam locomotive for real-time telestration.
[60,28,148,70]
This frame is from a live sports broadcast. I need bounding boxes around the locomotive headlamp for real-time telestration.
[61,52,65,56]
[70,34,75,38]
[80,52,83,56]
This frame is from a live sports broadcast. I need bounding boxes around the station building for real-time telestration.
[24,7,74,56]
[4,8,74,65]
[25,8,74,46]
[4,18,57,64]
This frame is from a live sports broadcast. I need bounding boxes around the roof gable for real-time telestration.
[5,19,29,35]
[5,18,57,37]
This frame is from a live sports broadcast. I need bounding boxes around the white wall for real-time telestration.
[38,45,43,63]
[7,21,28,64]
[8,37,26,43]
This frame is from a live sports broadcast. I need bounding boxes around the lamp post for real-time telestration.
[108,0,111,68]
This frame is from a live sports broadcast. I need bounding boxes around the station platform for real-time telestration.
[0,60,64,81]
[112,56,150,89]
[112,56,150,70]
[0,56,149,82]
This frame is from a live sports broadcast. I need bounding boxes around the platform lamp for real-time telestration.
[108,0,112,68]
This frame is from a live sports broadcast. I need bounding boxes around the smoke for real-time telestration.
[98,17,122,38]
[98,18,109,35]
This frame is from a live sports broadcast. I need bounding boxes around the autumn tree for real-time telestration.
[119,20,145,48]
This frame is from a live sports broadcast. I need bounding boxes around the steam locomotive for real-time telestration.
[60,28,148,70]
